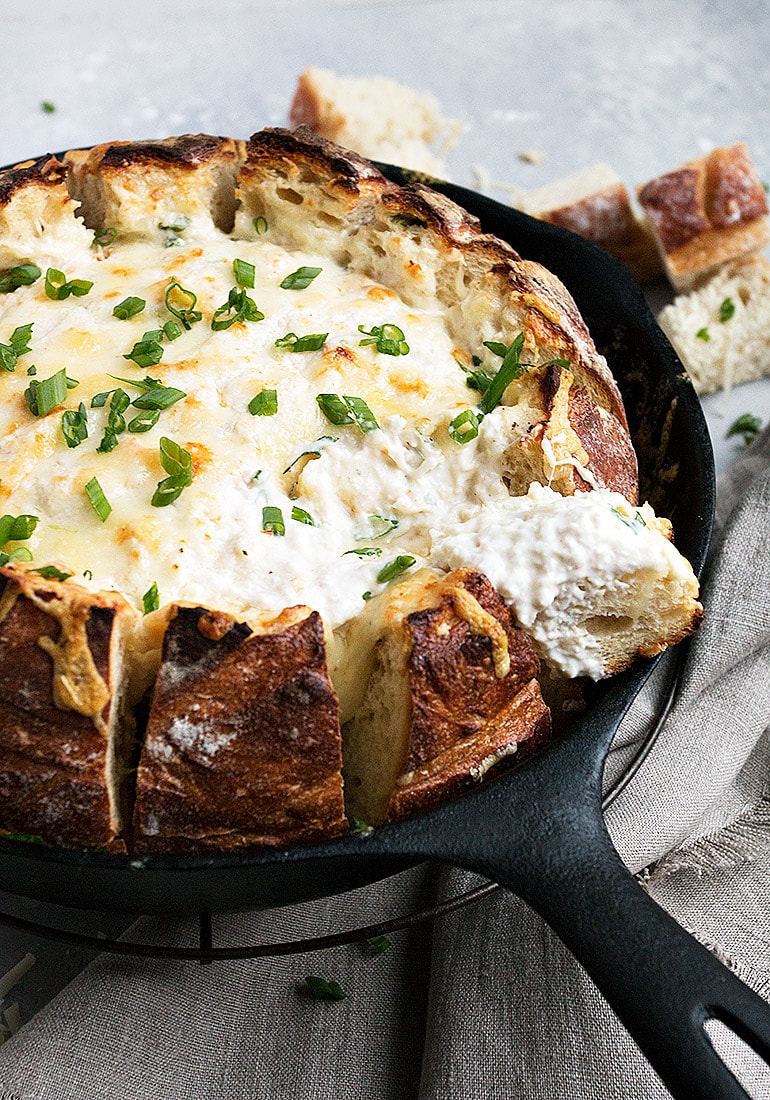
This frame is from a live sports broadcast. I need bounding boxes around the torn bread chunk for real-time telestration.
[658,255,770,394]
[64,134,246,242]
[340,567,551,826]
[0,564,137,849]
[637,143,769,292]
[521,162,662,283]
[132,603,347,853]
[432,485,703,680]
[0,155,93,270]
[289,67,461,177]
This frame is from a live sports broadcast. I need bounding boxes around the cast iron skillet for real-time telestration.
[2,168,770,1098]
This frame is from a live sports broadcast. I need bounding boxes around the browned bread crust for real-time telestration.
[132,604,347,853]
[637,143,769,291]
[0,565,136,849]
[343,568,551,825]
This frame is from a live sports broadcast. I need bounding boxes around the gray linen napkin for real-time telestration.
[0,432,769,1100]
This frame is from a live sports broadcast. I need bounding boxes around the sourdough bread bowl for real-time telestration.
[0,128,702,852]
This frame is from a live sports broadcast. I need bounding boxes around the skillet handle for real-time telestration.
[413,789,770,1100]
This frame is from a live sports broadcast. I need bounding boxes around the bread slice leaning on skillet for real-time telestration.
[0,128,703,851]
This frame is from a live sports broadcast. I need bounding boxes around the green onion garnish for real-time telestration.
[92,227,117,249]
[275,332,328,352]
[377,555,416,584]
[163,320,182,342]
[31,564,72,582]
[0,514,38,545]
[112,296,146,320]
[151,437,194,507]
[165,281,202,330]
[253,216,268,234]
[142,581,160,614]
[127,409,160,433]
[233,258,256,288]
[280,266,322,290]
[24,368,71,416]
[0,323,33,372]
[301,976,346,1002]
[85,476,112,522]
[96,389,130,453]
[131,385,186,411]
[291,506,315,526]
[123,330,165,368]
[61,402,89,448]
[610,506,647,532]
[248,388,278,416]
[262,505,285,536]
[44,267,93,301]
[316,393,378,432]
[211,287,264,331]
[719,297,735,323]
[726,412,763,446]
[0,264,41,294]
[696,327,710,342]
[358,322,409,356]
[448,408,481,445]
[356,515,399,541]
[478,334,526,414]
[343,546,382,558]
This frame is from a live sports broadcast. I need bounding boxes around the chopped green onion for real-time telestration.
[233,258,256,288]
[726,412,763,446]
[610,506,647,532]
[362,934,391,955]
[112,296,146,320]
[165,281,202,330]
[162,320,182,342]
[356,515,399,541]
[478,334,526,414]
[358,322,409,356]
[0,323,33,372]
[0,514,38,545]
[127,409,161,433]
[449,408,481,445]
[696,327,710,342]
[41,100,56,114]
[92,227,117,249]
[316,393,379,432]
[291,505,315,526]
[151,437,194,507]
[282,437,336,473]
[362,591,373,601]
[61,402,89,448]
[275,332,328,352]
[211,287,264,331]
[253,216,268,234]
[25,368,70,416]
[85,476,112,522]
[377,555,416,584]
[280,266,322,290]
[142,581,160,614]
[123,330,165,368]
[719,297,735,323]
[0,264,41,294]
[343,546,382,558]
[131,385,186,411]
[96,389,130,453]
[248,388,278,416]
[316,393,353,425]
[31,564,72,582]
[159,214,190,233]
[343,395,379,433]
[262,505,285,536]
[44,267,93,301]
[301,976,346,1002]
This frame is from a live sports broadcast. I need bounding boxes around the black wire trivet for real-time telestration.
[0,646,686,963]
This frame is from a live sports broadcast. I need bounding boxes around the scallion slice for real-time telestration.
[280,266,322,290]
[449,408,481,445]
[343,395,379,433]
[377,555,416,584]
[248,388,278,416]
[0,323,33,372]
[44,267,93,301]
[151,437,194,507]
[142,581,160,614]
[358,323,409,356]
[291,505,315,526]
[316,393,353,425]
[165,281,202,330]
[0,264,41,294]
[233,258,256,288]
[275,332,328,352]
[61,402,89,448]
[112,296,146,320]
[262,505,285,536]
[24,368,70,416]
[478,334,526,415]
[211,287,264,331]
[85,477,112,522]
[123,331,165,368]
[343,546,382,558]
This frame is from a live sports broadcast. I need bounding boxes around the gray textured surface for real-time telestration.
[0,0,769,1044]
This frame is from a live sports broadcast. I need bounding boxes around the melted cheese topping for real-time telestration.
[0,219,503,631]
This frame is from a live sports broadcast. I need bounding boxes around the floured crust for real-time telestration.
[132,604,346,853]
[637,143,770,291]
[0,564,136,848]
